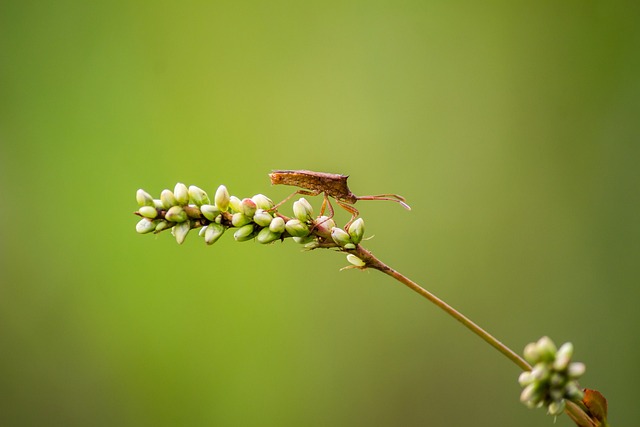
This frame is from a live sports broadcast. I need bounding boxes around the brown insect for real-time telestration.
[269,170,410,226]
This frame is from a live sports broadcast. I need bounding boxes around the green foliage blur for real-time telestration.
[1,1,638,426]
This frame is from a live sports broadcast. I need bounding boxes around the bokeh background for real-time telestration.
[1,1,638,426]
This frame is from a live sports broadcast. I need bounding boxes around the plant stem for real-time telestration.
[353,245,598,425]
[354,245,531,370]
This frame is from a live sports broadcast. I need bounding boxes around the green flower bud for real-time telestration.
[530,364,550,382]
[251,194,274,210]
[172,221,191,244]
[344,243,356,250]
[523,342,541,365]
[165,205,188,223]
[520,383,543,406]
[346,254,366,267]
[136,189,155,207]
[331,227,353,247]
[518,371,535,387]
[293,236,315,244]
[205,223,225,245]
[136,218,156,234]
[257,227,281,244]
[253,209,273,227]
[547,400,565,416]
[293,198,314,222]
[347,218,365,244]
[153,199,164,210]
[229,196,243,213]
[553,342,573,371]
[188,185,210,206]
[155,220,170,232]
[564,384,584,401]
[567,362,585,379]
[233,224,255,242]
[312,216,336,239]
[536,336,557,362]
[214,185,230,212]
[232,212,252,227]
[160,189,177,208]
[198,226,208,237]
[285,219,310,237]
[269,216,285,233]
[241,198,257,218]
[138,206,158,219]
[200,204,221,221]
[174,183,189,206]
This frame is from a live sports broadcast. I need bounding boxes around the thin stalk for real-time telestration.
[353,245,597,425]
[353,245,530,370]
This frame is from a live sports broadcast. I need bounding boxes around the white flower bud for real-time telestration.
[165,206,188,223]
[251,194,274,210]
[188,185,210,206]
[136,218,156,234]
[232,212,252,227]
[153,199,164,210]
[347,218,365,244]
[172,221,191,244]
[567,362,586,379]
[269,216,285,233]
[331,227,352,247]
[200,204,221,221]
[535,336,557,362]
[174,183,189,206]
[160,189,177,208]
[205,223,225,245]
[229,196,243,213]
[285,219,310,237]
[136,189,155,207]
[138,206,158,219]
[293,198,314,222]
[253,209,273,227]
[553,342,573,371]
[346,254,365,267]
[214,185,230,212]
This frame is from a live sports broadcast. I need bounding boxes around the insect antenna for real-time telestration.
[355,194,411,210]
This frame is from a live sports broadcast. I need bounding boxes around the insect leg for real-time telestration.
[355,194,411,210]
[271,189,321,211]
[336,200,360,230]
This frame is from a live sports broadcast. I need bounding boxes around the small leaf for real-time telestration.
[583,389,608,424]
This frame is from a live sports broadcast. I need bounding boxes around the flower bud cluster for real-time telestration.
[518,336,586,416]
[136,186,368,252]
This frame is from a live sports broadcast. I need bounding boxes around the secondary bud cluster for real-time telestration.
[134,186,367,256]
[518,336,586,416]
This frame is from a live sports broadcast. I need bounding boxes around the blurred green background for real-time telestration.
[1,1,638,426]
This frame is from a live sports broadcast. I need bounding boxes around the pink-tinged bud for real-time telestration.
[241,198,257,218]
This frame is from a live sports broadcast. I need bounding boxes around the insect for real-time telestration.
[269,170,410,227]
